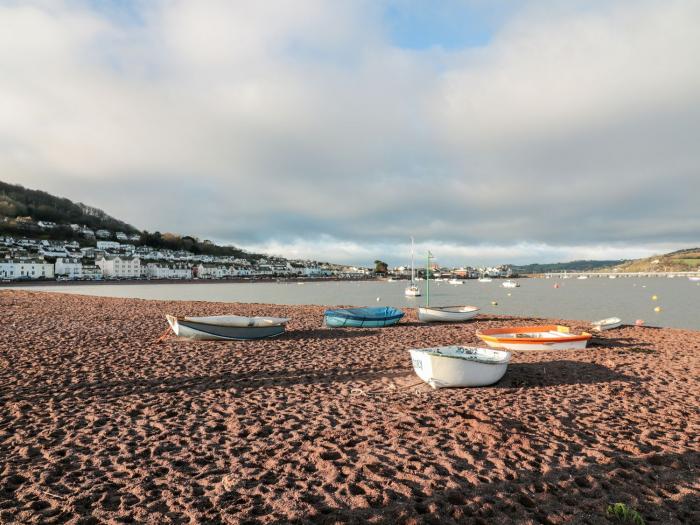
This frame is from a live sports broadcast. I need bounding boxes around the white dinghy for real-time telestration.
[418,305,480,323]
[591,317,622,331]
[165,314,289,340]
[409,346,511,388]
[502,280,519,288]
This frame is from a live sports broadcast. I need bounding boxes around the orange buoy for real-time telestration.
[635,319,645,326]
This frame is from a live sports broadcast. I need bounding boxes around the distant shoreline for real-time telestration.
[0,276,379,288]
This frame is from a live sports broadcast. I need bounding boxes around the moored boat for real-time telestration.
[591,317,622,331]
[409,346,511,388]
[324,307,404,328]
[478,277,492,283]
[448,278,464,285]
[689,276,700,282]
[165,314,289,340]
[476,325,592,351]
[418,305,480,323]
[501,280,519,288]
[404,237,422,297]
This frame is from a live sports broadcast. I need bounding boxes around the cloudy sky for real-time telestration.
[1,0,698,266]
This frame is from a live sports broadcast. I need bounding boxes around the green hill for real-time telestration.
[610,248,700,272]
[513,259,626,274]
[0,180,260,260]
[0,180,138,234]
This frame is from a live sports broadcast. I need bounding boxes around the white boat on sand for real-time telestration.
[477,325,592,351]
[409,346,511,388]
[591,317,622,331]
[166,314,289,340]
[418,305,480,323]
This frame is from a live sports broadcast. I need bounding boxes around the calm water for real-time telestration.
[9,277,700,331]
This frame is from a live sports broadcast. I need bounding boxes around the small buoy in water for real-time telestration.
[554,283,560,288]
[654,306,662,313]
[635,319,645,326]
[642,285,646,288]
[491,301,498,306]
[507,293,512,297]
[651,295,658,301]
[376,297,381,302]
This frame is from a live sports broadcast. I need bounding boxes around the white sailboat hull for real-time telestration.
[591,317,622,331]
[409,346,511,388]
[418,306,479,323]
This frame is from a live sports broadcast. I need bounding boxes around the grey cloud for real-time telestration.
[1,0,698,266]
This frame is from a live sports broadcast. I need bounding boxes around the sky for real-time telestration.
[0,0,698,266]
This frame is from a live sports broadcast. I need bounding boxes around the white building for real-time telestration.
[96,255,141,278]
[0,258,55,280]
[82,264,102,280]
[55,258,83,279]
[196,263,229,279]
[145,262,192,279]
[115,232,128,241]
[97,241,121,250]
[95,229,111,239]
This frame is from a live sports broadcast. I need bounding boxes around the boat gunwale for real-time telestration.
[167,314,290,327]
[409,347,511,365]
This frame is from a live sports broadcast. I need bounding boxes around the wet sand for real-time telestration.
[1,290,698,524]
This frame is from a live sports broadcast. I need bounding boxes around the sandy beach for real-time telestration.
[1,290,698,524]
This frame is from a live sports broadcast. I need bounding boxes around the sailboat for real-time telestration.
[405,237,421,297]
[417,250,480,322]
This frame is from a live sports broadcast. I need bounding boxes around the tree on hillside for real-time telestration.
[374,260,388,275]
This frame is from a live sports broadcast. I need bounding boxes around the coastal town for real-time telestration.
[0,224,516,282]
[0,226,367,281]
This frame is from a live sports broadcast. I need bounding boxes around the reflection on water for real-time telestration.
[7,277,700,330]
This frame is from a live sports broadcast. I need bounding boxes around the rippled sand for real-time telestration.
[1,290,698,524]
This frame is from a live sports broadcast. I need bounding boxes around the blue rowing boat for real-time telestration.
[324,307,405,328]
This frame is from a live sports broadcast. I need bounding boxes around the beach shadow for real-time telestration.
[281,328,378,340]
[589,336,654,349]
[6,366,414,403]
[493,360,640,389]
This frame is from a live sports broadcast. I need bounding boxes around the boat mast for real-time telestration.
[426,250,433,307]
[410,236,415,285]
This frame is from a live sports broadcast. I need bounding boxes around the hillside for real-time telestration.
[0,180,260,260]
[610,248,700,273]
[0,180,138,234]
[513,259,626,274]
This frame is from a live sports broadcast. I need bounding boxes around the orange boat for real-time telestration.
[476,325,592,351]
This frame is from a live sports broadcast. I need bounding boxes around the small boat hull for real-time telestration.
[591,317,622,331]
[166,315,288,340]
[409,346,511,388]
[418,306,479,323]
[476,325,591,351]
[405,285,421,297]
[324,307,404,328]
[502,280,519,288]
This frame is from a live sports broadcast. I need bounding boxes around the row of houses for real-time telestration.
[0,256,346,281]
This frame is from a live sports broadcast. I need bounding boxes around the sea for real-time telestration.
[8,276,700,331]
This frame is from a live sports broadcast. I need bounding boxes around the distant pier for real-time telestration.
[542,271,700,278]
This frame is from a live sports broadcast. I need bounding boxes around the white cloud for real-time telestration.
[0,0,698,266]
